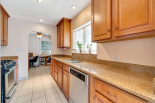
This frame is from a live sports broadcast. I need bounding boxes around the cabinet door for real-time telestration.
[91,0,112,42]
[50,61,53,75]
[15,59,18,80]
[57,26,60,47]
[94,91,112,103]
[53,63,55,77]
[58,67,63,88]
[59,22,64,47]
[114,0,155,37]
[1,11,4,45]
[3,14,8,46]
[62,70,69,99]
[54,64,58,81]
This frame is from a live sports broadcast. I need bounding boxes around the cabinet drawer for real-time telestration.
[94,78,148,103]
[63,64,69,72]
[58,62,62,68]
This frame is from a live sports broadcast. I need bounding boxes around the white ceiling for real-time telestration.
[1,0,91,25]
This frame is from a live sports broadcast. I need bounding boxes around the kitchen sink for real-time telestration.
[63,60,83,63]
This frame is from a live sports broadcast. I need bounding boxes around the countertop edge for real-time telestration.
[1,56,19,60]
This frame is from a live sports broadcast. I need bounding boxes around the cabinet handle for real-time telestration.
[114,27,117,29]
[107,91,110,94]
[113,95,117,98]
[107,29,110,31]
[93,97,95,99]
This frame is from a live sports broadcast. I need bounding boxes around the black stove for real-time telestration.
[1,60,16,72]
[1,60,18,103]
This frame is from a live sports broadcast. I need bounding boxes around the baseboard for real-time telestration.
[17,76,28,81]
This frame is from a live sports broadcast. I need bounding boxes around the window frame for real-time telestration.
[73,21,97,54]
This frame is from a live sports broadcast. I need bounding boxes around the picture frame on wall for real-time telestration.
[41,41,51,50]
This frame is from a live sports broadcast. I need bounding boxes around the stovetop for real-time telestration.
[1,60,17,70]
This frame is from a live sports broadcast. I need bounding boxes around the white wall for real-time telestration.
[63,4,155,67]
[1,17,63,79]
[28,35,51,56]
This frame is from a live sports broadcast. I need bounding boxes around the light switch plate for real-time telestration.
[18,48,22,51]
[113,55,118,61]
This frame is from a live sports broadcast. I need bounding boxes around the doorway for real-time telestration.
[28,31,52,70]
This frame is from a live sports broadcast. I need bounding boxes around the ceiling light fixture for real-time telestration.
[37,32,43,39]
[39,19,43,22]
[35,0,43,2]
[71,5,77,9]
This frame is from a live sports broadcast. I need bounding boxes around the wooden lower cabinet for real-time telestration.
[50,60,53,75]
[51,60,70,99]
[90,76,148,103]
[62,70,69,99]
[54,64,58,82]
[94,91,112,103]
[15,59,18,80]
[58,67,63,89]
[50,59,55,77]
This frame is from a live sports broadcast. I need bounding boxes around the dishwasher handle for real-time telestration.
[87,75,89,86]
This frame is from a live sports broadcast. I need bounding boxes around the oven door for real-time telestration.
[5,67,16,96]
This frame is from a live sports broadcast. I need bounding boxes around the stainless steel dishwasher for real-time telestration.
[69,67,89,103]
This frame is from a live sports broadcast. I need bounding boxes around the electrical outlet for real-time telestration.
[113,55,118,61]
[17,48,22,51]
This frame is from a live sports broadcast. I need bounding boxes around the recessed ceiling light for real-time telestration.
[39,19,43,22]
[35,0,43,2]
[71,5,77,9]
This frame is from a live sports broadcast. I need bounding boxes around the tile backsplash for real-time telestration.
[72,53,155,74]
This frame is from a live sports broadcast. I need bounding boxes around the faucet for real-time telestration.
[69,49,78,60]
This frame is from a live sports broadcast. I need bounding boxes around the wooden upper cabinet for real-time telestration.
[91,0,112,42]
[57,26,60,48]
[56,18,71,48]
[92,0,155,43]
[0,4,10,46]
[1,11,4,45]
[114,0,155,37]
[3,14,8,46]
[59,22,64,47]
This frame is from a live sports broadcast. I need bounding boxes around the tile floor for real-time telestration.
[9,66,69,103]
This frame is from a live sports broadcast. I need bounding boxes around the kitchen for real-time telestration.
[1,0,155,103]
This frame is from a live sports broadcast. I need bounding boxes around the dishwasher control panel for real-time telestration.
[70,68,85,82]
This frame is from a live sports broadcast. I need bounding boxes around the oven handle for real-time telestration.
[5,83,18,100]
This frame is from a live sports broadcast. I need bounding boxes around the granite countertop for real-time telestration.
[51,57,155,103]
[1,56,18,60]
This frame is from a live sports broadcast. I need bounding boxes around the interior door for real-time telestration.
[1,11,4,45]
[62,70,69,99]
[3,14,8,46]
[114,0,155,37]
[91,0,112,42]
[94,91,112,103]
